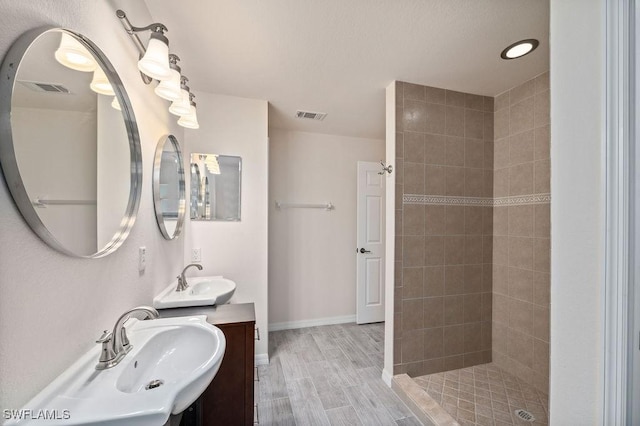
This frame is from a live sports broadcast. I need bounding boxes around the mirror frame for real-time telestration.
[153,135,185,240]
[0,27,142,258]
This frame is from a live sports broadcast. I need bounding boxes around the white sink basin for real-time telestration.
[7,316,225,426]
[153,276,236,309]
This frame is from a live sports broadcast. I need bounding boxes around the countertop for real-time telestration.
[157,302,255,326]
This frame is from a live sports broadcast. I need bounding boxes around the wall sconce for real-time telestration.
[116,9,199,130]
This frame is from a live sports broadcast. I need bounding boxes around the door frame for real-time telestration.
[603,0,637,423]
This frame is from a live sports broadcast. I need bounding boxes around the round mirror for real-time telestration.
[0,27,142,257]
[153,135,185,239]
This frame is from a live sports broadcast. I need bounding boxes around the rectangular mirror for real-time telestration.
[190,153,241,221]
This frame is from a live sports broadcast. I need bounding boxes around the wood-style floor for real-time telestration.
[256,322,421,425]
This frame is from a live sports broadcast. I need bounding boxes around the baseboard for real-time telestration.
[255,353,269,366]
[381,368,393,386]
[268,314,356,332]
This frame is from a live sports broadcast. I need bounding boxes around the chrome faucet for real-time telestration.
[95,306,159,370]
[176,263,203,291]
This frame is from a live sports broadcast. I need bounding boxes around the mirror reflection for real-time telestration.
[153,135,185,239]
[0,28,141,257]
[190,154,241,221]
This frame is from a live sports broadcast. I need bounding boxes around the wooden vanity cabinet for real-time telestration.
[203,317,255,425]
[160,303,256,426]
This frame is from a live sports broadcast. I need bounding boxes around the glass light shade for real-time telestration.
[178,105,199,129]
[54,33,96,72]
[154,68,182,101]
[169,89,191,116]
[90,67,115,96]
[138,36,171,80]
[111,96,121,111]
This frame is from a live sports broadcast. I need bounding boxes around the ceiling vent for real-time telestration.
[18,81,71,94]
[295,110,327,121]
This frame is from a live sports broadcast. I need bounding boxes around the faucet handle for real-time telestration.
[120,326,130,349]
[96,329,112,343]
[96,330,116,367]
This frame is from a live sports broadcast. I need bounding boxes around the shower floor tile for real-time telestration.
[413,363,548,426]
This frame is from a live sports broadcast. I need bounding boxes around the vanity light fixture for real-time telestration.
[178,94,200,129]
[500,39,539,60]
[117,9,199,130]
[54,33,96,72]
[154,54,182,101]
[90,66,115,96]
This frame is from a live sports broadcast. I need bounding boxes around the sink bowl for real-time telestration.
[7,316,225,425]
[153,276,236,309]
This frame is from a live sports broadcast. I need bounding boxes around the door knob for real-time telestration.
[359,248,371,254]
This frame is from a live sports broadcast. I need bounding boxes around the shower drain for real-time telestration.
[514,409,535,422]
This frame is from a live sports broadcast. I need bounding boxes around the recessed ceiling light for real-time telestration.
[500,39,539,60]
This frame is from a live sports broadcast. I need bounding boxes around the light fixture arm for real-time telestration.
[168,54,181,73]
[115,10,148,56]
[129,23,168,35]
[180,76,190,91]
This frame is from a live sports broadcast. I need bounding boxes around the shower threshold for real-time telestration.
[392,363,548,425]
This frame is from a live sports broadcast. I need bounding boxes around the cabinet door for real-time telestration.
[202,322,254,426]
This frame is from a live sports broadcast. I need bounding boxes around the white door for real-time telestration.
[356,161,385,324]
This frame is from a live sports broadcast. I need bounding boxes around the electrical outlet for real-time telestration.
[138,246,146,272]
[191,248,201,262]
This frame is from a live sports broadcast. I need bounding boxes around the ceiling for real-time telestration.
[143,0,549,140]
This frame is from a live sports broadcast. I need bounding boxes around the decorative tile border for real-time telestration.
[493,193,551,206]
[404,195,493,206]
[403,193,551,207]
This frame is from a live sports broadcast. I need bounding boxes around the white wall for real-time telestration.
[183,92,269,358]
[268,129,384,328]
[0,0,185,411]
[550,0,605,423]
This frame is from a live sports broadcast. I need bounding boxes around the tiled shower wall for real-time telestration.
[492,72,550,394]
[393,74,551,395]
[394,82,495,376]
